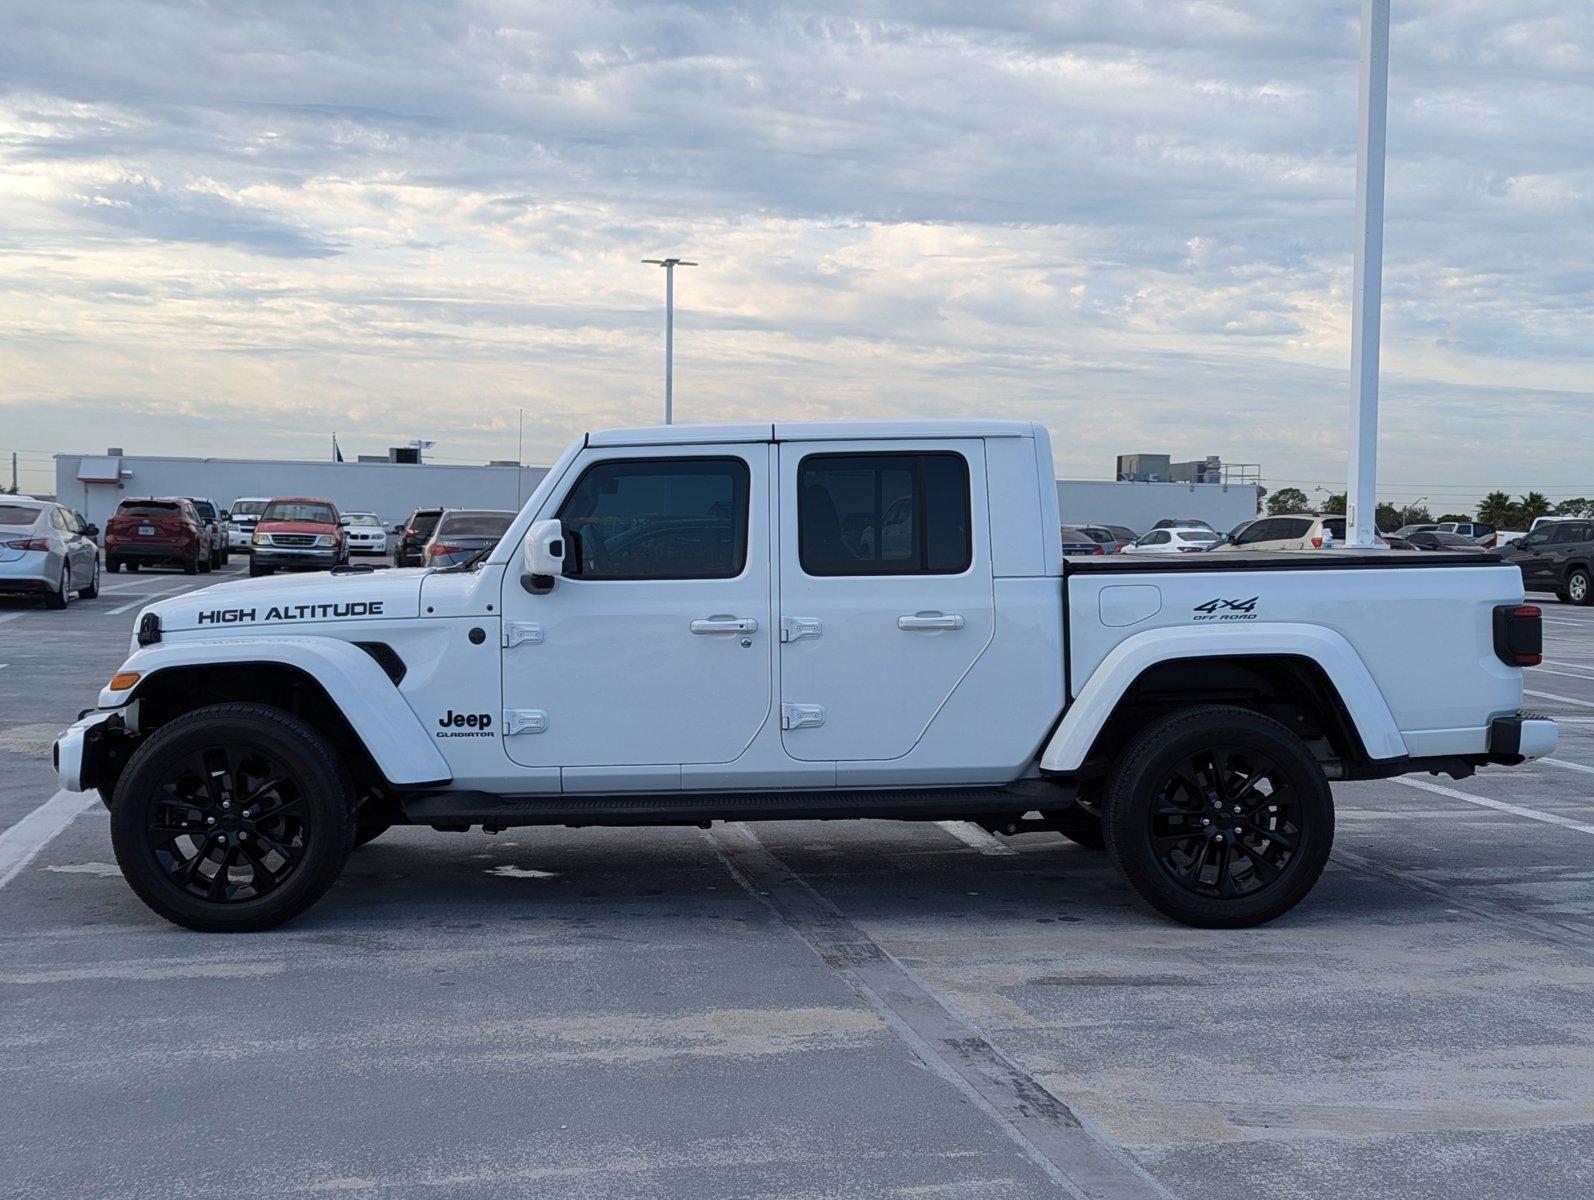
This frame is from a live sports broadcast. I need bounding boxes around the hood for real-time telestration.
[257,519,340,536]
[145,568,429,634]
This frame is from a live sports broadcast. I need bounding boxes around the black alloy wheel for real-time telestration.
[111,704,356,931]
[142,747,312,903]
[1104,705,1334,928]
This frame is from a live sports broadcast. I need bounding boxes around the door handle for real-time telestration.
[690,616,758,635]
[897,612,964,632]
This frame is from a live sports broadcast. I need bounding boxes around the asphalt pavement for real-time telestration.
[3,567,1593,1198]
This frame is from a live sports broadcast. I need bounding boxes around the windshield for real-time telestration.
[262,501,336,525]
[0,504,43,527]
[116,500,182,519]
[344,514,383,527]
[436,512,514,539]
[231,499,269,518]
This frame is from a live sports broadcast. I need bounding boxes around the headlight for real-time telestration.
[252,532,268,545]
[315,534,334,547]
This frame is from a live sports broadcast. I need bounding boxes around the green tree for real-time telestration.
[1266,487,1309,515]
[1436,513,1470,523]
[1478,492,1515,526]
[1321,492,1346,516]
[1375,502,1402,531]
[1518,492,1552,523]
[1554,498,1591,518]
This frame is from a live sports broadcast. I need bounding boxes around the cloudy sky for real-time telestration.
[2,1,1590,508]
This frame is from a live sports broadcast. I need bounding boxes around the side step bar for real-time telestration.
[398,783,1078,829]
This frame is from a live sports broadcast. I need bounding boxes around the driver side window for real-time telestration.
[556,457,750,580]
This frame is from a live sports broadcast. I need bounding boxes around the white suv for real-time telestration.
[227,497,273,551]
[1212,513,1352,552]
[1123,526,1219,554]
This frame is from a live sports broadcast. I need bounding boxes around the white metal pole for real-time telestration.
[664,262,675,425]
[1346,0,1390,546]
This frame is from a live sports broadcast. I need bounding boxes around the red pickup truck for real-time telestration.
[248,497,347,576]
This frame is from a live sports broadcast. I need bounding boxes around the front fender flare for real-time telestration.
[100,636,452,786]
[1041,623,1406,773]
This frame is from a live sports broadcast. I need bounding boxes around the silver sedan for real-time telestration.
[0,498,101,609]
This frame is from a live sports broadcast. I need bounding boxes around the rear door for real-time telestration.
[776,440,994,761]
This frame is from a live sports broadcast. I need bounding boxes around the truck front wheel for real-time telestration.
[110,703,356,932]
[1103,705,1334,929]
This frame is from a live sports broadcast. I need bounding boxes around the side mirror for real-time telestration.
[521,519,566,594]
[220,510,230,521]
[85,524,99,538]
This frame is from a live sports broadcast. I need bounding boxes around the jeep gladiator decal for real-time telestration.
[197,601,386,625]
[436,709,495,739]
[1192,597,1259,622]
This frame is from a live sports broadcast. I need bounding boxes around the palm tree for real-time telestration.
[1518,492,1552,523]
[1478,491,1515,526]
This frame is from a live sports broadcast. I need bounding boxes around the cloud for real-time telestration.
[0,0,1590,502]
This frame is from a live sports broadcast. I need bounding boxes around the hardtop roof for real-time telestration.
[586,419,1042,448]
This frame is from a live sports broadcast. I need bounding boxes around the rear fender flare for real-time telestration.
[1042,623,1406,772]
[99,636,452,786]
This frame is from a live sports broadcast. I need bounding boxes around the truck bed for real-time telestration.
[1065,550,1501,573]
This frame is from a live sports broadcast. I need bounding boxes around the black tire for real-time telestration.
[1103,705,1334,929]
[79,558,99,599]
[110,703,356,932]
[249,562,273,578]
[183,554,199,576]
[44,564,69,609]
[126,562,140,573]
[1567,568,1591,607]
[198,550,213,574]
[107,557,122,574]
[353,818,393,848]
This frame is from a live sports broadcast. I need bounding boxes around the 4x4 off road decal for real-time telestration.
[1192,597,1259,622]
[196,600,385,625]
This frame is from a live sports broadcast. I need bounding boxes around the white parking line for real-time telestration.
[935,821,1017,856]
[106,582,200,616]
[1526,667,1594,683]
[1394,776,1594,836]
[1542,757,1594,777]
[1525,689,1594,710]
[0,790,99,891]
[1542,659,1594,672]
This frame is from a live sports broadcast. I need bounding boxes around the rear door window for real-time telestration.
[798,452,970,575]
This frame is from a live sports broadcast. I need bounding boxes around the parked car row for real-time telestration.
[1058,512,1513,559]
[395,507,516,567]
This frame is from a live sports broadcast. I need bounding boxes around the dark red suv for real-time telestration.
[105,498,211,575]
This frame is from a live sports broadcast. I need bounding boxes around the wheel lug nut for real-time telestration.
[1201,818,1211,826]
[239,831,248,840]
[1232,805,1242,813]
[222,801,231,810]
[206,816,216,825]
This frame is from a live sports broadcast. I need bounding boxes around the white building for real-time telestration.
[54,450,1261,542]
[54,452,549,533]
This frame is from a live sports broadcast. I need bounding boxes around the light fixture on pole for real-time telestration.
[642,257,697,424]
[1346,0,1390,546]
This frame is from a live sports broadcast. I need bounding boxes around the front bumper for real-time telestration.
[348,540,388,555]
[228,528,255,549]
[53,710,133,796]
[1489,712,1557,762]
[252,546,337,569]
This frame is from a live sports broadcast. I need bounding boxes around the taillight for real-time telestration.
[1493,604,1542,667]
[403,528,417,539]
[1092,545,1105,555]
[430,543,464,557]
[5,537,49,551]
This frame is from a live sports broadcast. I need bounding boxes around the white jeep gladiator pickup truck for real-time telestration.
[54,420,1555,932]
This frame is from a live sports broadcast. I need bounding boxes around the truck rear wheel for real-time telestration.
[110,703,356,932]
[1103,705,1334,929]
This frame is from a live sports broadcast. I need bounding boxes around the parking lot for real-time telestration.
[2,563,1593,1199]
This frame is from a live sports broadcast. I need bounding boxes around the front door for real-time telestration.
[499,446,773,774]
[776,440,994,761]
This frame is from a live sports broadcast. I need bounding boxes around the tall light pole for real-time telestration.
[642,257,697,424]
[1346,0,1390,545]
